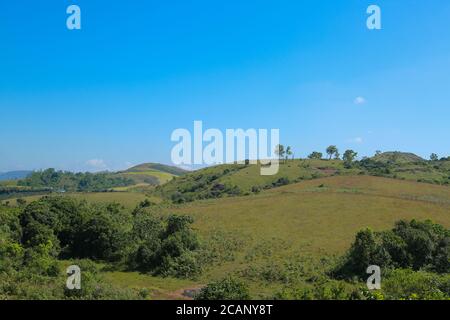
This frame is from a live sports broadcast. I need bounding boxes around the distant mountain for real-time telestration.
[115,163,188,186]
[0,170,32,181]
[124,163,188,176]
[371,152,425,164]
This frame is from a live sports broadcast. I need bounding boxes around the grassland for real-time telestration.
[8,192,151,208]
[2,158,449,299]
[156,156,450,201]
[29,174,446,299]
[121,170,175,184]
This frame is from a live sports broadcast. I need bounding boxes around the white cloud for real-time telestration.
[354,96,366,105]
[348,137,364,144]
[85,159,108,170]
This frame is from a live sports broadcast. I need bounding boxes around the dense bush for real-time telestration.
[130,214,202,278]
[195,277,251,300]
[19,197,132,262]
[18,168,134,192]
[2,196,204,291]
[271,177,290,187]
[334,220,450,279]
[274,280,357,300]
[373,269,450,300]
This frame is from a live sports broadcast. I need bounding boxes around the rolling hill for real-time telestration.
[154,156,450,202]
[371,151,425,163]
[0,170,31,181]
[116,163,188,186]
[3,157,449,299]
[43,174,448,299]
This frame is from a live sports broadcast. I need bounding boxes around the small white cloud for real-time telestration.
[354,96,366,105]
[348,137,364,144]
[85,159,108,170]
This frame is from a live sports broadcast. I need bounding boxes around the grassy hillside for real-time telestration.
[2,155,449,299]
[150,175,449,298]
[173,175,450,258]
[85,175,450,298]
[115,163,188,186]
[371,151,425,164]
[3,174,449,299]
[125,163,188,176]
[155,159,357,201]
[154,156,450,202]
[363,152,450,184]
[6,191,155,208]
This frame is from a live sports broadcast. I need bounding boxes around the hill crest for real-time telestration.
[371,152,425,163]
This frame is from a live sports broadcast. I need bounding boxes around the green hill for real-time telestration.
[154,156,450,202]
[116,163,188,186]
[154,159,354,202]
[4,165,450,299]
[124,163,188,176]
[371,151,425,163]
[19,174,446,299]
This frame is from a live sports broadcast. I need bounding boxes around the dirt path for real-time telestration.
[165,285,204,300]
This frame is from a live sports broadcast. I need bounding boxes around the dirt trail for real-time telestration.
[165,285,204,300]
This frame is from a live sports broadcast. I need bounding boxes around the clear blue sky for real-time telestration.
[1,0,449,172]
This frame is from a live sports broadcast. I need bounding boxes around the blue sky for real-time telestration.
[1,0,449,172]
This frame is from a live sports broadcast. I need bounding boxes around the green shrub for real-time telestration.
[380,269,450,300]
[195,277,251,300]
[334,220,450,279]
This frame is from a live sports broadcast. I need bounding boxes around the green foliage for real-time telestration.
[334,220,450,279]
[274,280,358,300]
[271,177,290,187]
[195,277,251,300]
[308,152,323,159]
[18,168,134,192]
[0,195,204,299]
[345,269,450,300]
[74,205,132,261]
[63,259,141,300]
[326,146,338,160]
[131,213,202,278]
[379,269,450,300]
[18,197,132,262]
[430,153,439,161]
[275,144,285,160]
[343,150,358,168]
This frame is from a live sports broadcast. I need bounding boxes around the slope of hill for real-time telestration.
[154,157,450,202]
[371,151,425,163]
[362,152,449,184]
[5,173,449,299]
[155,159,356,201]
[116,163,188,186]
[125,163,188,176]
[0,170,32,181]
[172,174,450,254]
[164,175,450,294]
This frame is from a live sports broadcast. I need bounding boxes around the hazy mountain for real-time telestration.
[0,170,32,181]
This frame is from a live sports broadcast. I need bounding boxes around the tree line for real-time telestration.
[18,168,134,192]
